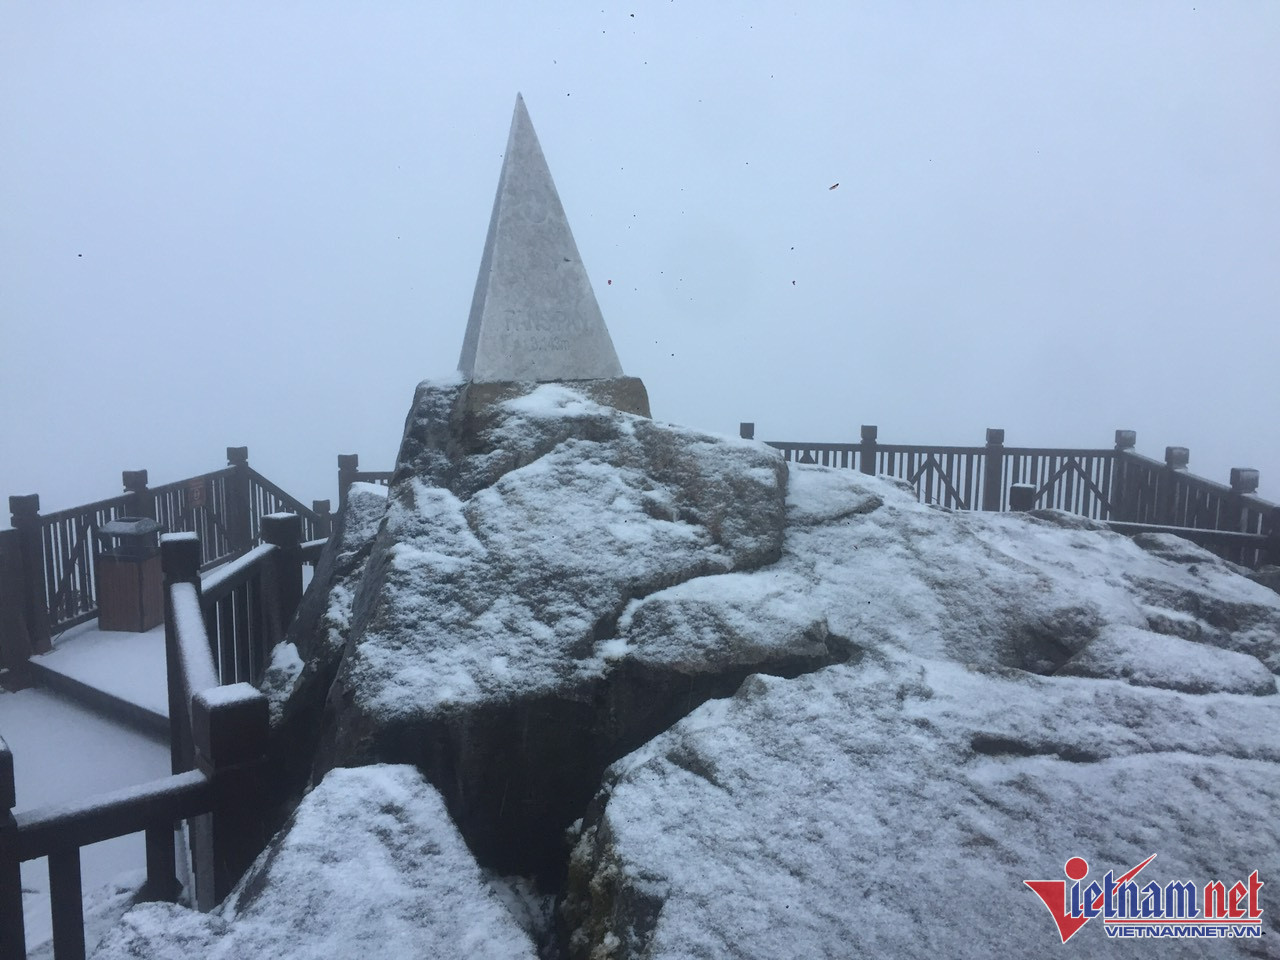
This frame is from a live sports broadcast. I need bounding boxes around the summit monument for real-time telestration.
[456,94,648,415]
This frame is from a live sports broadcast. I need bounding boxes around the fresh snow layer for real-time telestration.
[92,765,537,960]
[0,687,169,951]
[36,621,168,718]
[565,464,1280,959]
[572,652,1280,959]
[341,388,789,718]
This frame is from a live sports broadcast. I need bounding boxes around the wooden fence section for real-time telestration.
[0,525,304,959]
[0,449,331,677]
[741,423,1279,569]
[336,454,393,509]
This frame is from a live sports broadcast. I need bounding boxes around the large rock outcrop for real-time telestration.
[92,385,1280,959]
[561,466,1280,958]
[315,382,847,883]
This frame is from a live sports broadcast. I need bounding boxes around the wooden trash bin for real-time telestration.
[96,518,164,632]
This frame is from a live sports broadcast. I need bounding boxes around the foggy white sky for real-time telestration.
[3,2,1278,519]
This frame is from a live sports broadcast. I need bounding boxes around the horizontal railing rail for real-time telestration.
[2,448,333,682]
[743,423,1279,569]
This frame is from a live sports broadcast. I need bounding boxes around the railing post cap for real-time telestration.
[122,469,149,489]
[738,422,755,440]
[312,499,332,515]
[985,428,1005,445]
[226,447,249,466]
[860,425,878,441]
[338,453,360,469]
[1009,483,1037,511]
[192,684,269,768]
[8,494,39,518]
[260,512,302,546]
[1229,468,1260,495]
[1114,429,1137,450]
[161,532,202,581]
[1165,446,1190,469]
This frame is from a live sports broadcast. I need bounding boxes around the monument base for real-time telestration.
[391,377,652,495]
[461,376,650,420]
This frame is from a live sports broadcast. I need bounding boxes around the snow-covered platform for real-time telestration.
[27,620,169,739]
[0,661,171,953]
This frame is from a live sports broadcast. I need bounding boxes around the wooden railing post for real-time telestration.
[1112,430,1137,522]
[225,447,252,555]
[261,513,303,665]
[0,529,34,685]
[337,454,360,511]
[982,429,1005,511]
[189,685,269,911]
[49,845,85,960]
[1226,468,1259,531]
[1265,507,1280,568]
[312,500,332,540]
[739,422,755,440]
[1159,446,1189,526]
[162,533,203,776]
[0,736,25,960]
[122,469,151,520]
[8,495,50,655]
[860,425,878,475]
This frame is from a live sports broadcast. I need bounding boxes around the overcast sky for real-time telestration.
[3,2,1277,519]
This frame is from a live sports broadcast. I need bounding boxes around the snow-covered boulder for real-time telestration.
[316,382,843,882]
[91,765,537,960]
[564,653,1280,959]
[562,466,1280,958]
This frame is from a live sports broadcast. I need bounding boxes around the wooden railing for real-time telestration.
[0,522,307,959]
[336,454,393,510]
[742,424,1279,569]
[0,449,332,679]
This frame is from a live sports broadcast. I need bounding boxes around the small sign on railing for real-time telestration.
[188,478,207,509]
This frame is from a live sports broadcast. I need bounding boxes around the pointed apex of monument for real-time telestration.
[458,95,625,382]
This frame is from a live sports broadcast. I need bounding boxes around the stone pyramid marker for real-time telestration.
[458,94,626,383]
